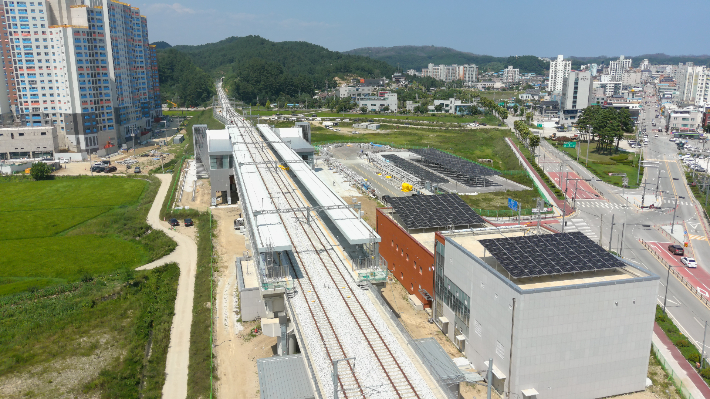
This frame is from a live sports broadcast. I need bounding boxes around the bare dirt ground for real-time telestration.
[211,206,277,399]
[177,178,211,212]
[0,333,120,399]
[341,194,379,229]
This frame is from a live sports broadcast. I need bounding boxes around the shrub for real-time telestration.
[655,314,667,323]
[30,162,53,180]
[688,353,701,363]
[675,338,690,348]
[701,368,710,379]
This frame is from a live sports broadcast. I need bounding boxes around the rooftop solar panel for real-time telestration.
[479,232,625,279]
[409,148,500,188]
[383,194,486,230]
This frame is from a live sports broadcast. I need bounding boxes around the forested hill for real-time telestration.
[344,46,549,75]
[153,35,396,107]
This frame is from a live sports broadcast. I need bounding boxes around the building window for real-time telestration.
[400,272,403,280]
[391,240,393,247]
[419,266,422,275]
[475,320,482,337]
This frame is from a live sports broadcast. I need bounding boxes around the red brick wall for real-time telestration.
[376,208,435,308]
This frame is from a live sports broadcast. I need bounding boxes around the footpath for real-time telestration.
[653,323,710,398]
[505,137,572,216]
[136,174,197,399]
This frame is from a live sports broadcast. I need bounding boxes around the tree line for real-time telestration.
[157,49,214,107]
[577,106,635,153]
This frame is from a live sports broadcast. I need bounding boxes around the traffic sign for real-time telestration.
[508,198,519,211]
[563,142,576,148]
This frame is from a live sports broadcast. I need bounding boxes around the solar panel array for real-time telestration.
[381,154,449,184]
[410,148,500,178]
[383,194,486,230]
[479,232,626,278]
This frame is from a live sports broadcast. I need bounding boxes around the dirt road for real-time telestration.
[136,174,197,399]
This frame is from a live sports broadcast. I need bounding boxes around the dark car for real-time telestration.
[134,166,141,174]
[184,218,194,227]
[104,166,117,173]
[91,165,105,173]
[668,244,684,256]
[168,218,180,227]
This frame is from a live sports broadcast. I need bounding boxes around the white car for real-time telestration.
[59,157,69,164]
[681,257,697,268]
[655,134,659,138]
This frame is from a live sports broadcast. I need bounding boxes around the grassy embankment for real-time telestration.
[553,140,643,189]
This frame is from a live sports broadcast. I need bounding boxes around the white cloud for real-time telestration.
[145,3,197,14]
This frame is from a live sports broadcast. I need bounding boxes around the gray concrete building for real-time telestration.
[193,124,237,206]
[559,71,594,126]
[432,228,658,399]
[0,126,59,160]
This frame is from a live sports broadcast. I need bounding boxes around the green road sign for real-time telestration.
[563,142,577,148]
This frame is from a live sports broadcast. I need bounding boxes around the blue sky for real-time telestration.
[138,0,710,57]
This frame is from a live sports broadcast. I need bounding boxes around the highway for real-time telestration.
[536,81,710,361]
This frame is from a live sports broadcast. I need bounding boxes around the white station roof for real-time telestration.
[257,124,380,245]
[227,125,292,252]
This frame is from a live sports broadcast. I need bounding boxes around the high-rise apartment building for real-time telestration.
[548,55,571,93]
[675,63,710,106]
[559,71,593,126]
[608,55,632,82]
[0,0,160,154]
[501,65,519,83]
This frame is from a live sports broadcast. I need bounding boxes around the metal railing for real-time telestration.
[639,238,710,309]
[651,341,698,399]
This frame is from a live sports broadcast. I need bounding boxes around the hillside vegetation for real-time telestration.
[156,35,396,106]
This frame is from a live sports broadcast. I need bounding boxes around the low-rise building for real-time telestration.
[356,91,398,112]
[431,97,476,114]
[0,126,59,160]
[667,107,703,136]
[433,228,658,399]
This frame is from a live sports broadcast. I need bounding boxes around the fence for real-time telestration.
[651,341,698,399]
[638,238,710,309]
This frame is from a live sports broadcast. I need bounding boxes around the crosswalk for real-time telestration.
[575,201,628,209]
[688,234,708,241]
[563,218,598,240]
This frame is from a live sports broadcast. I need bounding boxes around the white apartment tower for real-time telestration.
[421,63,477,83]
[0,0,160,153]
[609,55,632,82]
[676,63,710,105]
[501,65,520,83]
[548,55,571,93]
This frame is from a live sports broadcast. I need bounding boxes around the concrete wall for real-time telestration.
[441,237,658,399]
[0,126,59,160]
[377,209,435,307]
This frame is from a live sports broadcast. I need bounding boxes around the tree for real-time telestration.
[30,162,52,180]
[529,135,541,152]
[265,100,271,108]
[525,112,533,125]
[383,105,390,112]
[434,103,444,113]
[360,106,368,114]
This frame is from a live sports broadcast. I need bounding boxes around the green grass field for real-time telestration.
[313,127,523,172]
[555,141,642,188]
[460,190,540,211]
[0,177,175,296]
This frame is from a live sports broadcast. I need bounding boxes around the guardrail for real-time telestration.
[655,224,695,259]
[651,341,698,399]
[638,238,710,309]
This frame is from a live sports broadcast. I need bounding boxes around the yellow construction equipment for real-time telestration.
[401,182,413,192]
[278,164,289,170]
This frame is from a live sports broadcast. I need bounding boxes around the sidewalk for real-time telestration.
[505,137,572,216]
[653,323,710,398]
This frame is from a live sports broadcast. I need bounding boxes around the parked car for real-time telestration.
[91,165,105,173]
[668,244,684,256]
[184,218,194,227]
[59,157,70,164]
[168,218,180,227]
[104,166,117,173]
[681,257,697,268]
[134,166,141,173]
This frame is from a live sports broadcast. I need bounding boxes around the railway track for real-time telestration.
[218,86,432,398]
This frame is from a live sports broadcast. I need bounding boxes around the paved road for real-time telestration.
[548,171,602,200]
[136,174,198,399]
[536,82,710,361]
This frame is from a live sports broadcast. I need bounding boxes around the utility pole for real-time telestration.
[561,201,567,233]
[619,223,625,256]
[586,126,592,167]
[671,196,679,234]
[702,321,708,369]
[656,166,661,196]
[608,214,615,252]
[487,358,493,399]
[599,214,603,246]
[663,262,671,314]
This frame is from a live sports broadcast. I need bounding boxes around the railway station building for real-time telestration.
[433,229,658,399]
